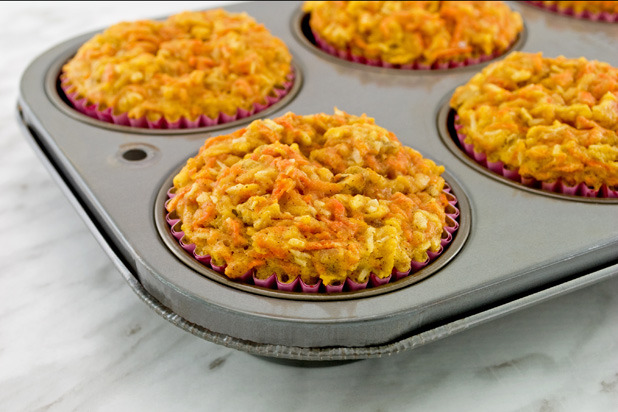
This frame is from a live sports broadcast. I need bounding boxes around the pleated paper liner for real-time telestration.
[525,1,618,22]
[312,29,512,71]
[59,70,295,129]
[454,115,618,198]
[165,187,460,293]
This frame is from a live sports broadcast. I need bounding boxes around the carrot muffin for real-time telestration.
[303,1,523,68]
[530,1,618,17]
[450,52,618,192]
[166,109,450,287]
[61,10,293,128]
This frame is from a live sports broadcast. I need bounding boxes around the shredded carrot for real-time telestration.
[539,1,618,14]
[62,10,292,122]
[168,109,448,285]
[303,1,522,66]
[451,52,618,189]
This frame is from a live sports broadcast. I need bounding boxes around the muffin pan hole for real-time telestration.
[116,143,159,166]
[122,148,148,162]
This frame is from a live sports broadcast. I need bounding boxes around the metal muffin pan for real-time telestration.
[17,1,618,360]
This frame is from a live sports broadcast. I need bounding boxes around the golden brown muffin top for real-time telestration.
[539,1,618,14]
[62,10,292,122]
[167,110,448,286]
[451,52,618,189]
[304,1,522,66]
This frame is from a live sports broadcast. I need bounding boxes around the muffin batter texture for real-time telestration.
[451,52,618,190]
[303,1,522,66]
[61,10,292,123]
[167,110,449,286]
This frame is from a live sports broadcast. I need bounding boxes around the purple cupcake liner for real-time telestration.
[370,272,393,287]
[276,276,300,292]
[454,115,618,198]
[60,69,295,129]
[300,278,322,293]
[253,274,275,289]
[525,1,618,22]
[312,29,507,71]
[165,186,460,293]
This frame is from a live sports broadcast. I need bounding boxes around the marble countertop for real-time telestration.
[2,2,618,411]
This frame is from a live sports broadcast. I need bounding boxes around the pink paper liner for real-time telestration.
[300,278,322,293]
[311,29,509,70]
[60,69,296,129]
[165,185,460,293]
[453,114,618,198]
[524,1,618,22]
[276,276,300,292]
[253,274,276,289]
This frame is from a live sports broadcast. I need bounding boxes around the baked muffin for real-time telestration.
[450,52,618,194]
[166,109,453,289]
[61,10,293,128]
[303,1,523,68]
[528,1,618,21]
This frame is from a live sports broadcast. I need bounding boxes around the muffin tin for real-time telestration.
[17,2,618,361]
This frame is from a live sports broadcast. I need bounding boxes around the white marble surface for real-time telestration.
[2,1,618,411]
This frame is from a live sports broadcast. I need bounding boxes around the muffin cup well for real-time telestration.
[165,187,461,294]
[454,116,618,198]
[60,70,296,130]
